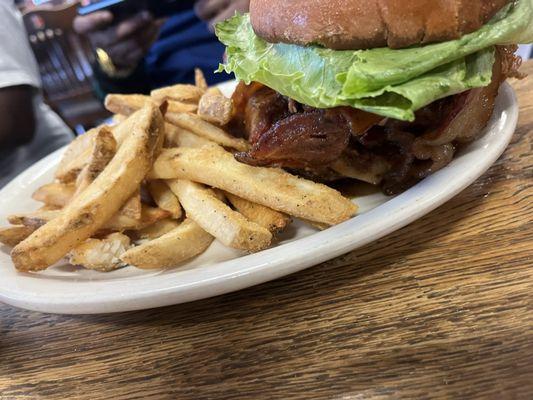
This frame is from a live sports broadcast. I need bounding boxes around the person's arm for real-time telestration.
[73,11,161,98]
[0,85,36,147]
[195,0,249,31]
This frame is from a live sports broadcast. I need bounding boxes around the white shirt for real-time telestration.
[0,1,72,188]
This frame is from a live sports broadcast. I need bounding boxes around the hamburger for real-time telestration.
[216,0,532,194]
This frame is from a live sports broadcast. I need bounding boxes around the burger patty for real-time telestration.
[228,46,521,195]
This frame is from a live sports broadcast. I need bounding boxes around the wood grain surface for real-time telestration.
[1,63,532,400]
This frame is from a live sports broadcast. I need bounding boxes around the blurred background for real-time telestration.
[14,0,249,133]
[16,0,107,133]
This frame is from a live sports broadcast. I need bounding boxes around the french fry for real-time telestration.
[135,206,171,230]
[121,219,213,269]
[206,87,223,96]
[147,180,182,219]
[150,84,204,104]
[166,100,198,114]
[0,226,35,247]
[68,126,141,220]
[12,105,164,272]
[8,209,60,228]
[74,126,117,197]
[10,205,169,233]
[68,232,131,272]
[165,112,249,151]
[111,112,138,146]
[55,127,102,182]
[112,114,128,124]
[194,68,208,91]
[106,94,198,116]
[225,192,291,234]
[57,109,165,184]
[119,189,142,220]
[38,204,62,211]
[133,218,181,240]
[164,124,213,148]
[106,205,170,232]
[198,90,234,125]
[104,94,154,116]
[32,182,75,207]
[150,145,358,225]
[167,179,272,252]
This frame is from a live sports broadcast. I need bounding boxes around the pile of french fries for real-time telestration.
[0,70,358,273]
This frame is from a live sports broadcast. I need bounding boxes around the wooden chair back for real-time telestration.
[23,2,109,129]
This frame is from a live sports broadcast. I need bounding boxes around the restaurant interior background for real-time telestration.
[16,0,111,135]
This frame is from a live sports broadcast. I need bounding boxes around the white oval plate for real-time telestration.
[0,82,518,314]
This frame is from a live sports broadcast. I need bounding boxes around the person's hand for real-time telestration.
[195,0,250,31]
[73,11,162,71]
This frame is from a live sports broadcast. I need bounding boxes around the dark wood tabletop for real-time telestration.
[1,62,532,400]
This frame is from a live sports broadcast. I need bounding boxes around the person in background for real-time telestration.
[0,1,72,189]
[73,0,249,99]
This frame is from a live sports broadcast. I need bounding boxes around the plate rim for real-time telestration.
[0,82,518,314]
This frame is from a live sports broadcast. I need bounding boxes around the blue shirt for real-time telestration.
[145,10,231,88]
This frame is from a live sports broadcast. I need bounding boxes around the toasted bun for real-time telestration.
[250,0,510,50]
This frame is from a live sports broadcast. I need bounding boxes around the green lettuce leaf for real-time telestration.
[216,0,532,121]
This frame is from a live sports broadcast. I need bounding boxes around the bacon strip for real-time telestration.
[236,111,350,168]
[228,46,519,195]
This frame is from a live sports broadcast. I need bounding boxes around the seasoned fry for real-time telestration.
[105,94,154,116]
[9,205,167,233]
[150,84,204,104]
[121,219,213,269]
[119,189,142,220]
[112,114,127,124]
[206,87,223,96]
[68,232,131,272]
[167,180,272,251]
[55,127,101,182]
[151,145,358,225]
[106,94,198,116]
[106,206,170,232]
[32,182,75,207]
[74,127,117,196]
[166,100,198,114]
[12,105,164,272]
[0,226,35,247]
[111,112,138,146]
[8,209,60,228]
[198,90,234,125]
[164,124,213,148]
[225,192,291,234]
[38,204,62,211]
[165,112,248,151]
[194,68,208,91]
[137,206,171,229]
[69,126,141,220]
[147,180,182,219]
[133,218,181,240]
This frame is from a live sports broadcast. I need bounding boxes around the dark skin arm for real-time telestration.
[0,85,36,148]
[195,0,250,31]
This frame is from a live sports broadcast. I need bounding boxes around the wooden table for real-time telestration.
[1,63,532,400]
